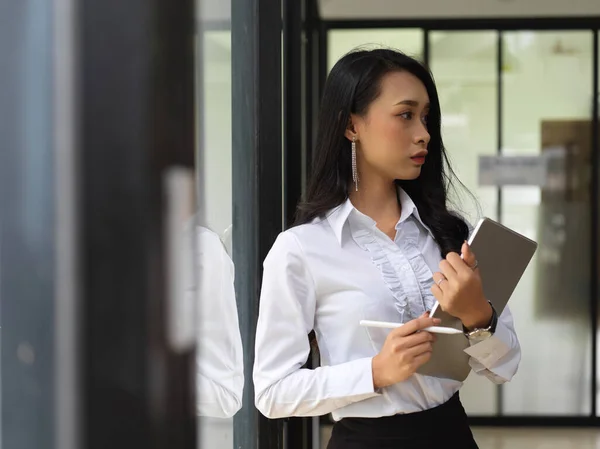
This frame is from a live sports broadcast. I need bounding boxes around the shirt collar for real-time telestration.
[326,187,433,245]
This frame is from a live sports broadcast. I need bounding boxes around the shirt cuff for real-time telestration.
[330,357,381,400]
[463,319,513,370]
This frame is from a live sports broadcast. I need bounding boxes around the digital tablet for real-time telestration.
[431,217,538,320]
[417,218,537,381]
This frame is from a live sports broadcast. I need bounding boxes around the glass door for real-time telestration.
[499,31,595,416]
[430,30,500,416]
[322,23,600,430]
[430,29,597,417]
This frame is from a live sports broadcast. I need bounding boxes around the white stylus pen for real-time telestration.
[359,320,464,335]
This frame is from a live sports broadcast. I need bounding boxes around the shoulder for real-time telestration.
[288,216,331,241]
[266,218,333,261]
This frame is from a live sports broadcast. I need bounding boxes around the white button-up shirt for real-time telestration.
[253,189,521,421]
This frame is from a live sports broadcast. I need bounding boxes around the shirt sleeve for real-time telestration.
[253,232,380,419]
[195,227,244,418]
[464,305,521,384]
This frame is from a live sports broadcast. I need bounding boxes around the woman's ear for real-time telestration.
[344,115,358,142]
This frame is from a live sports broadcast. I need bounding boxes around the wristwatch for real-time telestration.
[463,301,498,343]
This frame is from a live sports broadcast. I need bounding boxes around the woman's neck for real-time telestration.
[349,177,401,237]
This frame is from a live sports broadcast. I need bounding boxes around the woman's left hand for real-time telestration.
[431,241,493,330]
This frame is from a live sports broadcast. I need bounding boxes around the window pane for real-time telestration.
[196,7,243,449]
[430,30,499,416]
[201,30,233,246]
[501,31,594,416]
[328,29,424,71]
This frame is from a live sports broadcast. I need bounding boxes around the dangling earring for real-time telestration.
[352,136,359,191]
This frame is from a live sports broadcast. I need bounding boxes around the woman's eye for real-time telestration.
[399,111,413,120]
[422,115,429,125]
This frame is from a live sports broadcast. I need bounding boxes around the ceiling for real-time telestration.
[197,0,600,23]
[318,0,600,19]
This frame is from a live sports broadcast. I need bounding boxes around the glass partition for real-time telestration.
[323,24,600,431]
[430,30,499,415]
[500,31,594,416]
[196,2,242,448]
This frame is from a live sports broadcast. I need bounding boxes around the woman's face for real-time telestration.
[349,71,431,183]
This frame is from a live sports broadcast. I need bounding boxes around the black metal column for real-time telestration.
[306,0,322,173]
[495,30,504,417]
[319,21,329,101]
[423,28,430,66]
[590,28,599,419]
[232,0,284,447]
[284,0,304,227]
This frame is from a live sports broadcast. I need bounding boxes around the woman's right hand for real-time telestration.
[371,313,440,389]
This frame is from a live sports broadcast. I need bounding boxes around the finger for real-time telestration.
[394,316,440,337]
[431,283,444,302]
[405,341,434,359]
[400,330,436,349]
[461,241,478,270]
[439,259,458,280]
[446,252,469,274]
[411,351,433,370]
[432,272,448,291]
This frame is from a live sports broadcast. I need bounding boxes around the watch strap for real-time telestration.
[463,301,498,336]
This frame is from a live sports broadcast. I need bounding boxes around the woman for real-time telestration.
[253,49,520,449]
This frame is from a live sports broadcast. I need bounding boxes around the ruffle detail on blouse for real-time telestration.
[400,220,437,315]
[350,218,436,323]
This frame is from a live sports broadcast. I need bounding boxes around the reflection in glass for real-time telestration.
[500,31,594,415]
[196,0,244,446]
[430,30,499,416]
[193,225,244,418]
[328,29,424,71]
[189,223,244,448]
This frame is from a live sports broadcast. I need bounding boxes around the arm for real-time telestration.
[464,306,521,384]
[196,227,244,418]
[253,232,380,419]
[431,239,521,385]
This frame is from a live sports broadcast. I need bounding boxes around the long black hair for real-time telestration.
[295,48,474,257]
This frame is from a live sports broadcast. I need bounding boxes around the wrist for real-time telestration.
[462,300,493,331]
[372,355,383,390]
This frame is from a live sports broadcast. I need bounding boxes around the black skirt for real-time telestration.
[326,393,479,449]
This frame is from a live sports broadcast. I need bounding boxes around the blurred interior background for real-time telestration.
[1,0,599,448]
